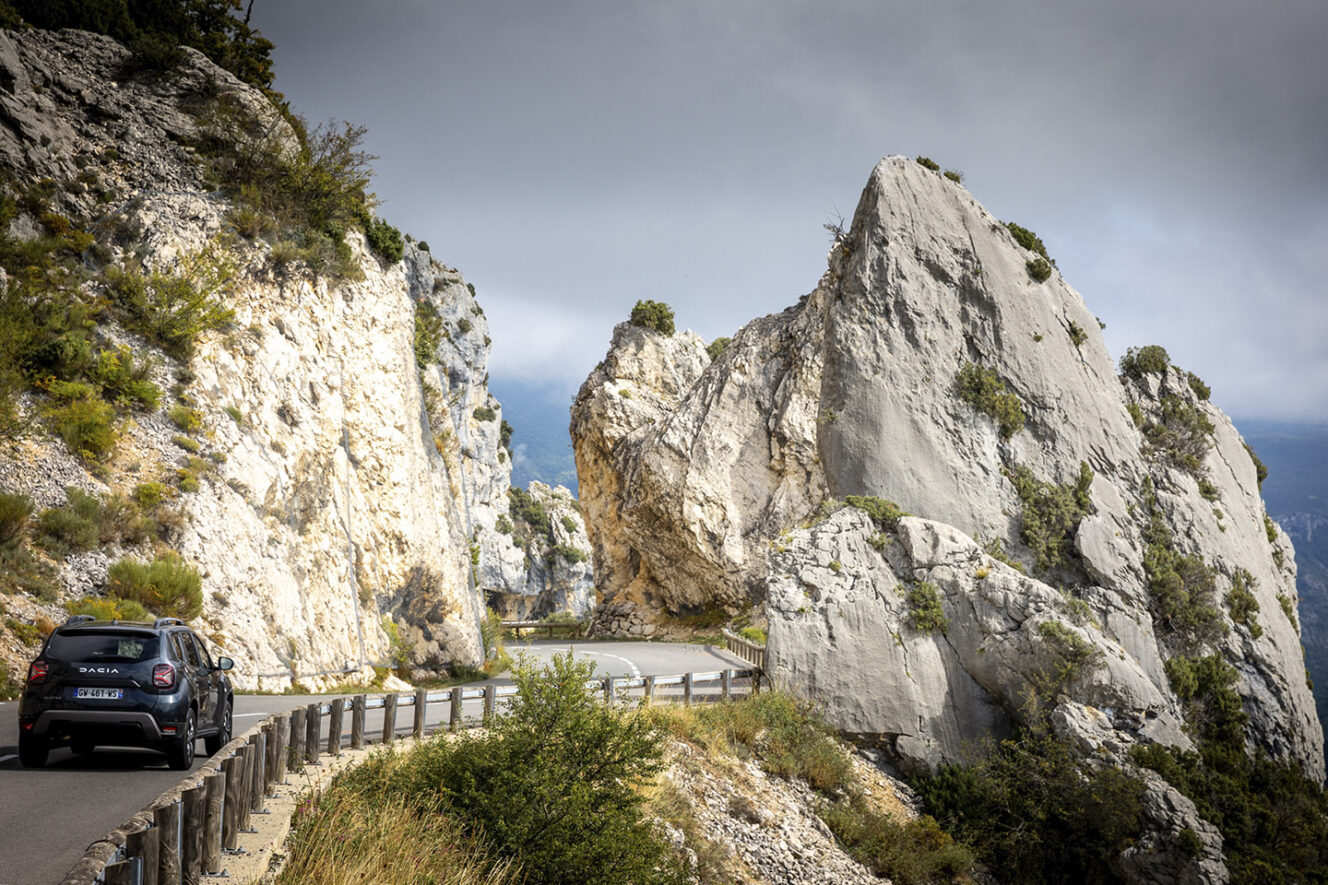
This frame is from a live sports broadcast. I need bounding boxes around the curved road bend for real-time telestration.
[0,640,747,885]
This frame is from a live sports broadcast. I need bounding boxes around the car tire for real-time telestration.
[204,698,232,756]
[18,733,48,768]
[167,709,196,770]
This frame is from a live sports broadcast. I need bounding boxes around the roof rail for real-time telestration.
[63,614,96,626]
[153,617,186,628]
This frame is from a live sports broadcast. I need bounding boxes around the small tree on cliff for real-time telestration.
[629,300,675,335]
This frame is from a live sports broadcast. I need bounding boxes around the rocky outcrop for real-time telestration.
[478,481,594,621]
[0,27,503,688]
[572,156,1322,797]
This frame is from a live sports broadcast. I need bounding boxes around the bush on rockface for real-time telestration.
[918,728,1145,885]
[1005,221,1050,260]
[1140,480,1224,650]
[1003,462,1094,572]
[629,299,675,335]
[0,492,34,547]
[954,362,1025,439]
[1120,345,1171,380]
[106,553,203,620]
[103,247,237,361]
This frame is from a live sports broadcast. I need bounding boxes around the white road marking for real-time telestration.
[569,650,642,680]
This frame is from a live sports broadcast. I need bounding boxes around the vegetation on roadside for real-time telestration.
[629,299,675,336]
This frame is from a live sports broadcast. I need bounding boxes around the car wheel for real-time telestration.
[167,709,196,770]
[18,733,48,768]
[204,698,232,756]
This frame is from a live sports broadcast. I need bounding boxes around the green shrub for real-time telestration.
[1186,371,1211,401]
[1026,257,1052,283]
[168,404,202,431]
[123,31,186,75]
[907,581,947,633]
[1140,480,1225,650]
[172,434,201,453]
[472,405,496,422]
[550,544,586,565]
[342,651,687,885]
[1142,395,1214,474]
[65,596,151,623]
[494,514,513,535]
[499,419,513,450]
[629,300,675,335]
[412,300,443,367]
[1226,569,1262,638]
[915,156,940,172]
[457,317,472,334]
[705,336,731,360]
[224,405,243,425]
[1197,477,1219,501]
[106,554,203,620]
[89,347,160,411]
[1037,620,1103,688]
[36,488,102,552]
[104,248,237,361]
[1264,515,1278,544]
[132,482,169,509]
[918,729,1145,885]
[844,494,908,531]
[507,487,552,543]
[47,393,117,461]
[1003,462,1093,571]
[1067,320,1086,346]
[0,661,20,701]
[1120,345,1171,379]
[738,626,767,645]
[560,515,578,534]
[0,492,33,547]
[954,361,1025,439]
[362,215,404,263]
[1244,442,1268,489]
[1126,402,1145,427]
[1005,222,1049,259]
[1278,593,1298,629]
[943,169,963,184]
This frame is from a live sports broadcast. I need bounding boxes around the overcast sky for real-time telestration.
[249,0,1328,424]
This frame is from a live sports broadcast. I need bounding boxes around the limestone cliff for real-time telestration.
[0,28,505,688]
[572,157,1323,875]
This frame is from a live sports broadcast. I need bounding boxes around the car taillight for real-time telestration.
[153,663,176,689]
[28,661,47,684]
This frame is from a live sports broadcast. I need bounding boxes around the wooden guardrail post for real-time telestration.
[235,744,253,833]
[304,704,320,765]
[263,721,278,794]
[449,687,463,730]
[274,714,289,786]
[154,799,181,885]
[328,698,345,756]
[483,683,496,721]
[250,732,267,814]
[683,672,694,707]
[203,772,225,874]
[383,693,398,743]
[351,694,366,749]
[126,826,159,885]
[414,688,428,737]
[181,781,206,883]
[643,675,655,706]
[601,676,613,706]
[288,707,305,771]
[221,755,241,851]
[722,668,732,700]
[103,858,141,885]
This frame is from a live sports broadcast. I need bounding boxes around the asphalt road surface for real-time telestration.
[0,640,747,885]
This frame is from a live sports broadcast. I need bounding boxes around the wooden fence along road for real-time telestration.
[60,658,764,885]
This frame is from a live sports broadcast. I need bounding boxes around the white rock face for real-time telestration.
[0,28,507,689]
[572,156,1323,788]
[479,481,595,620]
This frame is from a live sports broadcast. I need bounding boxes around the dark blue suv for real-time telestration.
[17,615,234,769]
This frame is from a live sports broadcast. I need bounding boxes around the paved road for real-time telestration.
[0,640,746,885]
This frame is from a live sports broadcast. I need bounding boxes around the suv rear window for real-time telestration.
[45,631,160,663]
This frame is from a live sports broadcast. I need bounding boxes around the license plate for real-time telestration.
[75,687,124,700]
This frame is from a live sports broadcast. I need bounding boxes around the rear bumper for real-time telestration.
[30,709,166,740]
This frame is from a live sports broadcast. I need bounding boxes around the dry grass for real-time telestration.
[275,785,519,885]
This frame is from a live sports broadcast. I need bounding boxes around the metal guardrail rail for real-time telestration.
[62,665,760,885]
